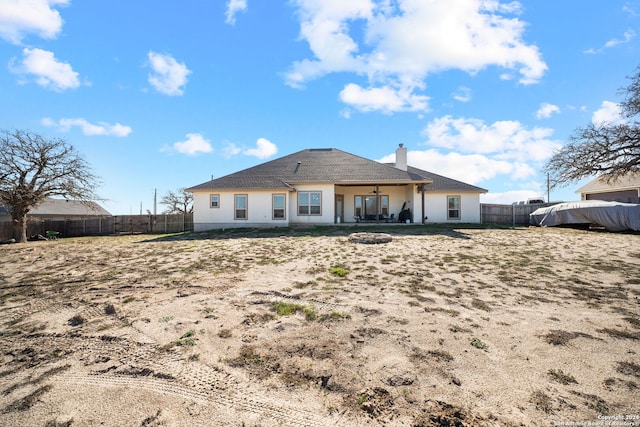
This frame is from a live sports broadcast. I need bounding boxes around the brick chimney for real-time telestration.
[395,143,407,171]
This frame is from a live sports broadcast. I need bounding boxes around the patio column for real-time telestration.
[376,185,380,223]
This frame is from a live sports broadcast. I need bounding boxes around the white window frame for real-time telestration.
[272,194,286,220]
[297,191,322,216]
[210,194,220,208]
[447,195,461,220]
[234,194,248,220]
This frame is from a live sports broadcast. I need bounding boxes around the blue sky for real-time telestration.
[1,0,638,214]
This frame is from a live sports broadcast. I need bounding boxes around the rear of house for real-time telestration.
[187,146,487,231]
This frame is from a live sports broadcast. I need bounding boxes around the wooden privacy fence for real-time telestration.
[481,203,556,226]
[0,214,193,240]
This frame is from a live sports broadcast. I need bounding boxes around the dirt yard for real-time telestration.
[0,226,638,427]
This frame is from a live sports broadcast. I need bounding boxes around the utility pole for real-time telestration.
[547,173,551,203]
[153,188,157,216]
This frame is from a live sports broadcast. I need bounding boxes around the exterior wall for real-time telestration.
[583,190,639,204]
[424,193,481,223]
[192,190,292,231]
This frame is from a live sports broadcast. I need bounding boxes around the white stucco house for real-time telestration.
[186,145,488,231]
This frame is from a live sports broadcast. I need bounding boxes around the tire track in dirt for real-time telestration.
[2,332,334,426]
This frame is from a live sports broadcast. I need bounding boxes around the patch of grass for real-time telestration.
[570,390,609,414]
[548,369,578,385]
[104,303,117,316]
[67,315,85,327]
[272,302,317,320]
[175,330,196,346]
[530,390,553,413]
[470,337,488,351]
[541,330,597,346]
[597,328,640,340]
[227,345,264,368]
[329,267,350,277]
[471,298,492,312]
[623,317,640,328]
[158,315,174,323]
[218,328,232,338]
[616,361,640,378]
[3,384,53,413]
[427,349,454,362]
[202,307,218,319]
[320,310,351,321]
[424,306,460,317]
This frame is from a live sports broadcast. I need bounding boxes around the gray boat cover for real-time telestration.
[530,200,640,231]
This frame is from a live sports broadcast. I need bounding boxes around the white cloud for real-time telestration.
[591,101,624,124]
[422,115,561,162]
[452,86,472,103]
[243,137,278,159]
[225,0,247,25]
[585,29,636,54]
[535,102,560,119]
[0,0,68,44]
[10,47,80,91]
[172,133,213,155]
[380,148,525,184]
[377,115,561,190]
[223,138,278,159]
[480,189,544,205]
[286,0,546,113]
[339,83,429,113]
[147,51,191,96]
[223,142,242,157]
[42,117,132,137]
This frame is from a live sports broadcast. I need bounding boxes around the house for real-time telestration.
[575,172,640,204]
[186,145,488,231]
[0,198,111,221]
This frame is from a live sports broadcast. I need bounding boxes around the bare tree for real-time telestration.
[160,188,193,214]
[545,66,640,188]
[0,130,100,242]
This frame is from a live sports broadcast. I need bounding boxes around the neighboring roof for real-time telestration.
[575,172,640,194]
[187,148,433,191]
[0,198,111,217]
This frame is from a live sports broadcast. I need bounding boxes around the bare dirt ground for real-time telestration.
[0,226,638,427]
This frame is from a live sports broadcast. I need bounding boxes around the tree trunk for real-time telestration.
[12,214,28,243]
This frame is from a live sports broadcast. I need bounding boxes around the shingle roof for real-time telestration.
[575,172,640,194]
[187,148,432,191]
[1,198,111,217]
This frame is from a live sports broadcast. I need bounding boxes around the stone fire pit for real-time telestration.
[348,232,393,244]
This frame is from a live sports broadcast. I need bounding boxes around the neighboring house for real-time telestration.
[576,173,640,204]
[187,145,487,231]
[0,198,111,221]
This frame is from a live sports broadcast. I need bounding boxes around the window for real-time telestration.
[235,194,247,220]
[210,194,220,208]
[298,192,321,215]
[273,194,286,220]
[354,195,389,218]
[447,195,461,220]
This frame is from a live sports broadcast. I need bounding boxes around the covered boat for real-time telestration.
[530,200,640,231]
